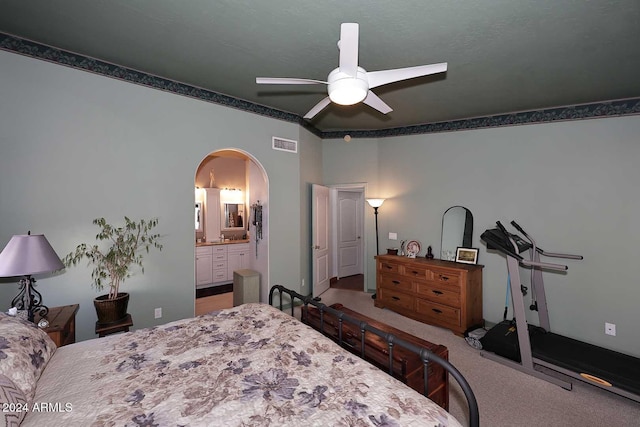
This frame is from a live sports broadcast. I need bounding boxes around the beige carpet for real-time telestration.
[315,288,640,427]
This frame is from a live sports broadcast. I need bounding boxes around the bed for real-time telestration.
[0,286,478,427]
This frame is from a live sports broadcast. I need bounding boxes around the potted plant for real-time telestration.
[63,217,163,324]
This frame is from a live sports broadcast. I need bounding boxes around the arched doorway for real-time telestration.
[193,148,269,315]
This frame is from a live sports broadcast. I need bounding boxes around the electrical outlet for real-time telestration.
[154,308,162,319]
[389,232,398,240]
[605,322,616,336]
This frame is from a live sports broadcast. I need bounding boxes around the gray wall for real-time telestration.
[323,117,640,356]
[0,50,304,341]
[2,48,639,358]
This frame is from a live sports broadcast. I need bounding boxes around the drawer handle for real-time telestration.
[392,280,401,285]
[439,275,449,281]
[385,264,393,270]
[392,296,400,301]
[411,270,420,275]
[432,308,442,314]
[432,290,443,295]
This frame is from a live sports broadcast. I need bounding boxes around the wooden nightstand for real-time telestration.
[36,304,79,347]
[95,314,133,337]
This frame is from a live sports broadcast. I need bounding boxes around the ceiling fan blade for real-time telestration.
[256,77,327,85]
[363,91,393,115]
[338,23,359,77]
[303,97,332,120]
[367,62,448,89]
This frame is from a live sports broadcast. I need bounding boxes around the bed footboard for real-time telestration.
[269,284,479,427]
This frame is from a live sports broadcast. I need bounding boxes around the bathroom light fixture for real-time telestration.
[221,188,244,204]
[194,187,204,203]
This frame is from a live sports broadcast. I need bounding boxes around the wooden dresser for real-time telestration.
[375,255,483,336]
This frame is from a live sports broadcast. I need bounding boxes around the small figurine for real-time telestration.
[399,240,406,256]
[426,246,434,259]
[209,168,216,188]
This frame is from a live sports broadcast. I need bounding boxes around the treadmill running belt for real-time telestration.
[532,332,640,395]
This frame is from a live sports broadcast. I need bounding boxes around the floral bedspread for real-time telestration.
[23,303,461,427]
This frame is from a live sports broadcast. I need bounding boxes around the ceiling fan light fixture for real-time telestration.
[328,78,368,105]
[256,23,447,119]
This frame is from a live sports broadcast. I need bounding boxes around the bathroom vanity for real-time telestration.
[195,240,250,315]
[195,240,251,288]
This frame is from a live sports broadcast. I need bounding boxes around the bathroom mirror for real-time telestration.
[441,206,473,260]
[223,203,245,230]
[195,202,203,232]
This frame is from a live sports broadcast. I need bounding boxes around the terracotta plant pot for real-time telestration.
[94,292,129,325]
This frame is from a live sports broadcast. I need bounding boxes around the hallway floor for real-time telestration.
[330,274,364,291]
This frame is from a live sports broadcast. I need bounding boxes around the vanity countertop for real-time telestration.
[196,239,250,247]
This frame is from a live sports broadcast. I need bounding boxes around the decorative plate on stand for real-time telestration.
[406,240,421,258]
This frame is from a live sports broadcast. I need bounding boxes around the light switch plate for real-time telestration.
[389,232,398,240]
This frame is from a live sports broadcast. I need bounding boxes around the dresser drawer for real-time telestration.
[428,268,462,287]
[378,288,415,311]
[416,283,460,307]
[378,260,401,274]
[375,255,483,336]
[379,273,415,293]
[416,299,461,327]
[401,264,429,280]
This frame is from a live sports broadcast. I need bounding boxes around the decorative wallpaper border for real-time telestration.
[2,32,639,140]
[323,98,640,139]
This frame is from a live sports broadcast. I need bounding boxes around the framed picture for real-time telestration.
[456,247,479,264]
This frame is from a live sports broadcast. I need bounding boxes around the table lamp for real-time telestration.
[0,232,64,322]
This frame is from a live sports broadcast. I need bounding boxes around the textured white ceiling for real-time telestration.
[1,0,639,132]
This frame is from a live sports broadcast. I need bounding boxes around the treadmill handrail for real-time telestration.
[520,258,568,271]
[510,221,583,261]
[536,248,583,260]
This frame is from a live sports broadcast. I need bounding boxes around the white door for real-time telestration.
[312,184,331,298]
[337,190,363,278]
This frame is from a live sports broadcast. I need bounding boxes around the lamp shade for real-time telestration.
[366,198,385,208]
[0,234,64,277]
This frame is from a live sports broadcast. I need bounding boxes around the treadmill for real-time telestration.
[480,221,640,402]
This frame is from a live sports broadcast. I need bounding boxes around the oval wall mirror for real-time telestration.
[441,206,473,260]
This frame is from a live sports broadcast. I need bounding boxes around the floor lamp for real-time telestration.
[366,199,385,299]
[366,198,385,255]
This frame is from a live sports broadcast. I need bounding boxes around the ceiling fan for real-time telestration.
[256,23,447,120]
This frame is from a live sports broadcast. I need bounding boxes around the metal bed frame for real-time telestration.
[269,284,480,427]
